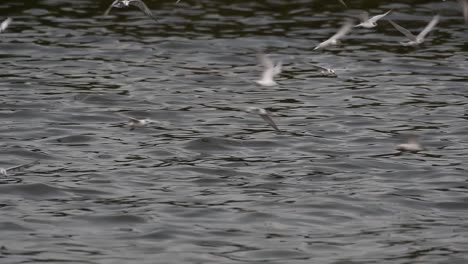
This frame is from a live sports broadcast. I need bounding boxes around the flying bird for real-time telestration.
[355,10,392,28]
[388,15,440,46]
[245,107,280,132]
[0,160,39,177]
[0,17,12,33]
[338,0,347,7]
[314,20,354,50]
[104,0,158,22]
[255,53,282,87]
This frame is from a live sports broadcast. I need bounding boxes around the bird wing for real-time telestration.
[330,20,353,41]
[314,20,353,50]
[388,19,416,41]
[338,0,347,7]
[417,15,439,40]
[273,61,282,76]
[117,113,139,122]
[6,160,39,173]
[314,39,330,50]
[359,11,369,22]
[257,53,274,70]
[260,113,280,132]
[460,0,468,24]
[104,0,121,15]
[0,17,12,32]
[369,10,391,23]
[129,0,158,21]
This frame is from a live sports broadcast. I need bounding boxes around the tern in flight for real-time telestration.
[314,20,354,50]
[245,107,280,132]
[388,15,440,46]
[104,0,158,22]
[355,10,392,28]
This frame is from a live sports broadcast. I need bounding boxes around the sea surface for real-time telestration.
[1,0,467,263]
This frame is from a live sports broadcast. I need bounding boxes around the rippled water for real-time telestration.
[1,0,468,263]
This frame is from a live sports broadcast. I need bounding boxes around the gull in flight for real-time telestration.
[118,113,157,130]
[255,53,282,87]
[355,10,392,28]
[388,15,440,46]
[396,135,424,153]
[104,0,158,22]
[0,160,39,177]
[245,107,280,132]
[314,20,354,50]
[0,17,12,33]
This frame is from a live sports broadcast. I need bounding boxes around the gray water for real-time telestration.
[1,0,468,263]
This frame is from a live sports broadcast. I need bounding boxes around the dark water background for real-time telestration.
[1,0,468,263]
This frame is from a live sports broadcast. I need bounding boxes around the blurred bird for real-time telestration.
[118,113,157,130]
[104,0,158,22]
[388,15,440,46]
[458,0,468,24]
[0,17,12,33]
[255,53,282,87]
[339,0,347,7]
[0,160,39,177]
[396,135,424,152]
[314,20,353,50]
[311,65,337,77]
[355,10,392,28]
[245,107,280,132]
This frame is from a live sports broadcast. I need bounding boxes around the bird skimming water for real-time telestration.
[118,113,157,130]
[396,135,424,152]
[245,107,280,132]
[255,53,282,87]
[354,10,392,28]
[314,20,354,50]
[388,15,440,46]
[0,160,39,177]
[104,0,158,22]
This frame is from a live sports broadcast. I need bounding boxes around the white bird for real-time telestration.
[0,160,39,177]
[355,10,391,28]
[255,53,282,87]
[458,0,468,24]
[104,0,158,22]
[0,17,12,33]
[312,65,337,77]
[339,0,347,7]
[388,15,440,46]
[245,107,280,132]
[118,113,156,130]
[314,20,354,50]
[396,136,424,153]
